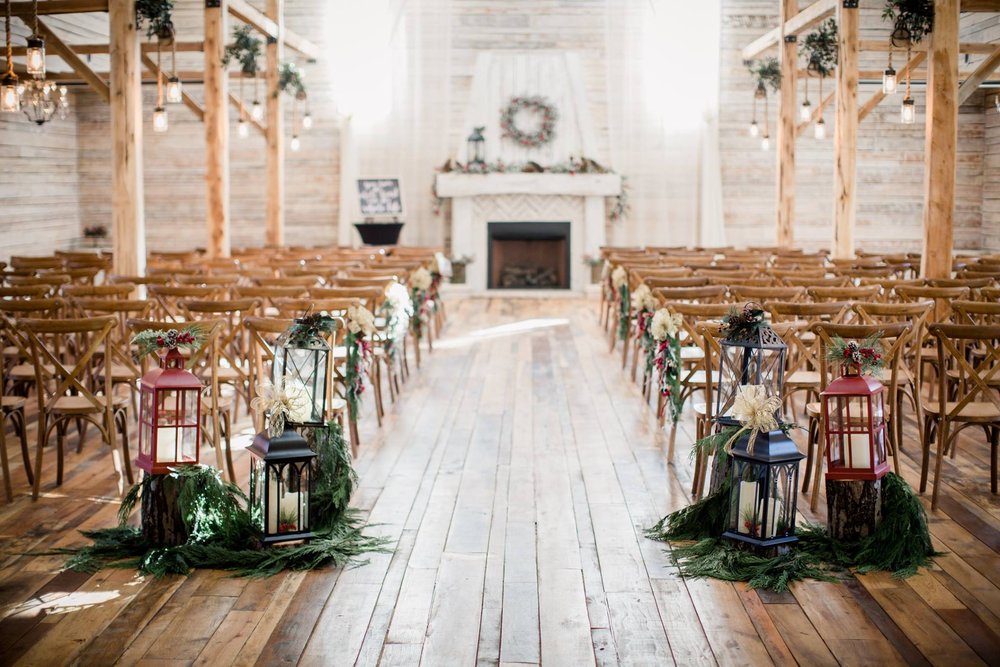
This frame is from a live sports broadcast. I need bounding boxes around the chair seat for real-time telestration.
[216,366,247,382]
[2,395,25,411]
[9,363,55,380]
[52,394,128,414]
[684,370,722,386]
[787,370,820,387]
[806,401,821,417]
[202,394,233,411]
[921,399,1000,422]
[945,368,1000,386]
[110,363,141,382]
[693,401,708,417]
[330,397,348,412]
[680,347,704,361]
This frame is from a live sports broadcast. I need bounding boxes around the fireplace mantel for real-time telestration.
[435,172,622,198]
[437,172,617,292]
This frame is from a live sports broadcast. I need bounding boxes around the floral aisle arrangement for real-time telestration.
[649,308,684,425]
[345,305,376,417]
[409,267,434,342]
[53,421,387,577]
[381,281,413,366]
[611,266,629,341]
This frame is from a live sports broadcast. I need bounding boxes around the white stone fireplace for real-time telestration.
[436,172,620,292]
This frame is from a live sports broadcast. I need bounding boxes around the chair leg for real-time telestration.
[13,409,32,485]
[990,426,998,495]
[920,415,933,493]
[802,418,816,494]
[31,414,47,501]
[0,426,12,502]
[75,417,87,453]
[372,362,384,427]
[348,409,360,459]
[223,412,235,484]
[809,416,827,513]
[55,420,66,486]
[931,419,949,511]
[117,410,134,486]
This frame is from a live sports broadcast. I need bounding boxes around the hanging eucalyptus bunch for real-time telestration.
[882,0,934,47]
[277,62,307,99]
[135,0,175,40]
[800,19,838,78]
[748,57,781,94]
[222,25,263,75]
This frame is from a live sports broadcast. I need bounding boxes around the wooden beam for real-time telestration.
[13,41,204,56]
[228,93,266,135]
[859,40,998,55]
[958,46,1000,104]
[775,0,797,248]
[10,0,107,16]
[796,88,834,136]
[961,0,1000,10]
[228,0,319,61]
[921,0,960,288]
[205,0,231,258]
[265,0,285,247]
[857,52,926,122]
[832,0,859,264]
[109,0,145,277]
[34,18,110,103]
[742,0,835,61]
[858,68,975,80]
[140,53,204,121]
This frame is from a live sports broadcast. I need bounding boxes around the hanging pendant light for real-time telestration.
[290,134,301,151]
[166,38,182,103]
[290,99,301,151]
[882,47,897,95]
[302,106,312,131]
[250,72,263,121]
[236,75,248,137]
[152,43,168,132]
[900,45,915,124]
[995,94,999,113]
[1,0,19,113]
[760,134,770,151]
[750,81,766,139]
[814,117,826,139]
[25,0,44,77]
[749,120,759,137]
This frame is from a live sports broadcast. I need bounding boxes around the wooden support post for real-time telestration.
[921,0,960,281]
[832,0,859,260]
[109,0,145,277]
[265,0,285,247]
[205,0,231,259]
[776,0,798,248]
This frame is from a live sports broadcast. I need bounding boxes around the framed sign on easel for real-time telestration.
[354,177,405,245]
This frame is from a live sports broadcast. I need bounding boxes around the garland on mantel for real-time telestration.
[431,156,629,222]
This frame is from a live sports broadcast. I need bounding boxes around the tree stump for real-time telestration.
[709,451,733,495]
[826,479,883,542]
[141,474,188,547]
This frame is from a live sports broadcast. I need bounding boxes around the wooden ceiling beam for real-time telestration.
[858,52,926,122]
[228,0,319,61]
[35,18,110,103]
[859,40,999,54]
[961,0,1000,10]
[742,0,835,61]
[12,41,204,56]
[958,46,1000,103]
[141,53,205,121]
[9,0,107,16]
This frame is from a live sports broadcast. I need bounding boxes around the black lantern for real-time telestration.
[248,426,316,544]
[724,429,804,550]
[467,126,486,165]
[715,313,786,428]
[273,317,331,426]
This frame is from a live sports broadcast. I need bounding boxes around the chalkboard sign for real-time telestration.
[357,178,403,217]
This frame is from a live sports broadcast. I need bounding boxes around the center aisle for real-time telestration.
[295,297,754,666]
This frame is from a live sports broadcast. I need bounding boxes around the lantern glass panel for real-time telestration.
[716,341,785,424]
[153,388,200,464]
[140,389,154,459]
[273,340,328,426]
[251,461,312,538]
[728,460,798,542]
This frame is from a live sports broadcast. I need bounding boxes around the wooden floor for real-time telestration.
[2,296,1000,666]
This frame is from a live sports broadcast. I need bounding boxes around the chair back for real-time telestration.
[0,285,49,299]
[730,286,805,303]
[807,285,881,303]
[927,324,1000,421]
[243,316,295,432]
[148,285,220,321]
[951,300,1000,326]
[62,284,135,300]
[652,285,728,305]
[811,322,912,411]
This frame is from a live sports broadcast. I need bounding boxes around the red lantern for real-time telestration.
[820,367,889,481]
[136,348,203,474]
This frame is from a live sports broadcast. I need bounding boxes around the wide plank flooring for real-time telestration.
[2,296,1000,666]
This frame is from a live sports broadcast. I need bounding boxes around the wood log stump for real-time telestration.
[140,474,188,547]
[826,478,883,542]
[709,451,733,495]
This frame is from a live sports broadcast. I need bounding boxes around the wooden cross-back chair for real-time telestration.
[765,301,851,417]
[926,277,994,293]
[62,283,136,303]
[651,285,729,305]
[952,300,1000,326]
[180,298,260,419]
[923,324,1000,510]
[175,274,241,294]
[643,276,710,289]
[22,316,132,500]
[730,286,805,304]
[7,274,71,295]
[630,267,693,281]
[0,333,31,499]
[806,285,881,304]
[1,298,65,396]
[895,285,971,395]
[148,285,220,322]
[259,275,323,288]
[10,256,64,272]
[233,286,309,316]
[768,268,828,282]
[856,278,924,301]
[72,297,154,406]
[127,318,234,481]
[782,276,849,289]
[0,285,49,299]
[804,322,912,511]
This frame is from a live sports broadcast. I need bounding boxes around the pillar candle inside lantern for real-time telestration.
[848,433,871,469]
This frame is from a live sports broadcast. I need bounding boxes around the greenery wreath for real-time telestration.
[500,95,558,148]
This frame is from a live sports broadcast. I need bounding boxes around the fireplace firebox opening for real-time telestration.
[487,222,571,290]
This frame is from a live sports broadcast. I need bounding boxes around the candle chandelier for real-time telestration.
[13,0,69,125]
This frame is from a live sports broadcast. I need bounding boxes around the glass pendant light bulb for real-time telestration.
[238,118,249,138]
[166,76,182,104]
[799,99,812,121]
[290,134,301,152]
[901,97,915,124]
[251,99,263,122]
[302,111,312,130]
[760,135,770,151]
[882,67,897,95]
[995,94,1000,113]
[25,35,44,77]
[814,118,826,139]
[749,120,759,137]
[1,74,19,112]
[153,106,168,133]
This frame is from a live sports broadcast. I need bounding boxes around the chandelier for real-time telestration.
[20,78,67,124]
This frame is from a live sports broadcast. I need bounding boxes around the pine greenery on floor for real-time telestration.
[646,471,938,592]
[49,421,389,578]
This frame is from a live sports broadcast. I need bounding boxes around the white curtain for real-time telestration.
[605,0,724,248]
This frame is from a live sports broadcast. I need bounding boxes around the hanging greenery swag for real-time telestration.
[222,24,263,75]
[801,19,838,78]
[131,324,206,358]
[645,472,939,592]
[135,0,175,40]
[882,0,934,46]
[748,57,781,94]
[344,331,371,419]
[48,422,388,578]
[277,62,307,99]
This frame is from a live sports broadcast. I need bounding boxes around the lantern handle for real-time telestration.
[161,346,185,369]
